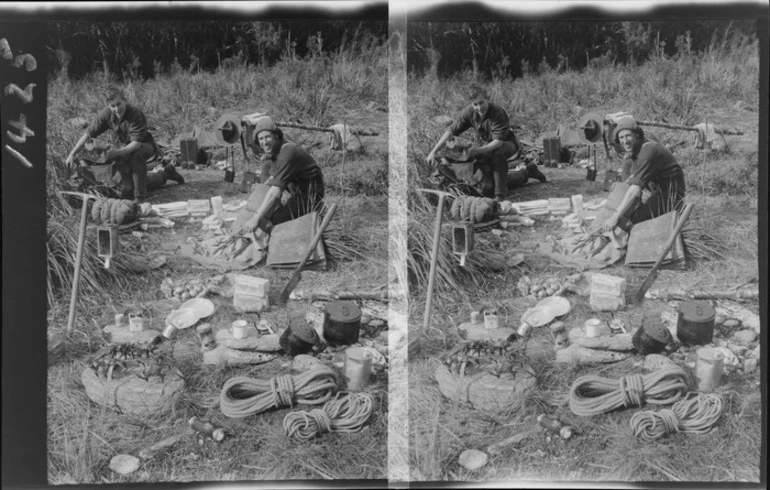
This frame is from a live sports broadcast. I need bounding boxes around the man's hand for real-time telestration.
[426,151,437,166]
[602,213,620,233]
[641,188,653,204]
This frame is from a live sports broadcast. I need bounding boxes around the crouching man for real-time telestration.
[235,116,325,234]
[426,84,546,201]
[65,86,184,202]
[602,115,686,232]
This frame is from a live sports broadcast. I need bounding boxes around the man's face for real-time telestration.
[471,96,489,118]
[618,129,638,153]
[108,98,127,119]
[258,131,275,154]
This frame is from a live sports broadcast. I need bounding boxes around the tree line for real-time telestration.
[47,21,388,80]
[407,20,758,79]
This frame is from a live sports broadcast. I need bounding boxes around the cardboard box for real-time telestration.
[590,273,627,297]
[590,291,626,312]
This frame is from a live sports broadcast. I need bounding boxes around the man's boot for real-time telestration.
[527,161,547,183]
[164,163,185,184]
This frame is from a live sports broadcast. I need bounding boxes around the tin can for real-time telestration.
[517,321,533,337]
[537,414,573,439]
[196,323,216,351]
[189,417,225,442]
[114,313,125,327]
[470,311,482,325]
[695,346,723,392]
[162,322,179,340]
[128,311,144,332]
[231,320,250,339]
[344,347,373,392]
[484,309,499,330]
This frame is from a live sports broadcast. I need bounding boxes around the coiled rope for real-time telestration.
[219,368,338,418]
[569,367,688,417]
[630,392,724,441]
[283,392,374,442]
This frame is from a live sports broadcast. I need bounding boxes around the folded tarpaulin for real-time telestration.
[624,210,685,269]
[266,211,327,271]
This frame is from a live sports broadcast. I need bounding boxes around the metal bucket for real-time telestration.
[323,301,362,346]
[676,300,715,346]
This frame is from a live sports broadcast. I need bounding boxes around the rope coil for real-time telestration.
[569,367,688,417]
[630,392,724,442]
[220,368,338,418]
[283,392,374,442]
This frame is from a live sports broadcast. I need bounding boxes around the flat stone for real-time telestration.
[292,354,330,372]
[732,329,757,346]
[102,324,161,345]
[434,363,536,411]
[568,327,634,351]
[109,454,140,475]
[215,330,281,351]
[458,449,488,471]
[643,354,679,371]
[723,318,742,329]
[202,346,276,366]
[555,344,633,365]
[459,321,516,342]
[715,302,759,334]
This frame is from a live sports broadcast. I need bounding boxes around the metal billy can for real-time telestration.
[695,346,723,392]
[323,300,362,345]
[676,300,716,346]
[344,346,373,392]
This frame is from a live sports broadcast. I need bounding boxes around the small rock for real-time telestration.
[292,354,328,372]
[723,318,742,329]
[458,449,488,471]
[369,319,385,328]
[732,329,757,346]
[727,342,747,357]
[378,330,388,344]
[643,354,679,371]
[109,454,140,475]
[743,358,758,374]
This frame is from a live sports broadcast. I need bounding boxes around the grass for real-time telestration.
[46,37,389,483]
[407,33,761,483]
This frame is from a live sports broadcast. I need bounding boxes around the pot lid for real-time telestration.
[326,300,362,323]
[679,300,715,323]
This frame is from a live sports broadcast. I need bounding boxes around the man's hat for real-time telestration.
[252,116,277,139]
[577,112,604,145]
[612,115,639,143]
[214,113,242,146]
